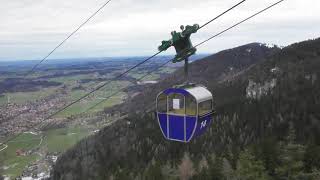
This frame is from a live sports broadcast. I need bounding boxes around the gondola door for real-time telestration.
[167,93,186,142]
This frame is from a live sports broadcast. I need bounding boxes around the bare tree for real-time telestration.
[178,153,195,180]
[198,156,209,172]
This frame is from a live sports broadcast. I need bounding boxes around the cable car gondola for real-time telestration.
[156,84,213,142]
[156,24,214,142]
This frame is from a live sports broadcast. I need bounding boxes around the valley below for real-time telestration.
[0,56,181,179]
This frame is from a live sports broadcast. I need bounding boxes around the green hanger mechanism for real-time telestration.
[158,24,199,63]
[158,24,199,81]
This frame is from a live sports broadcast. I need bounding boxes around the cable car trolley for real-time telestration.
[156,84,213,142]
[156,24,214,142]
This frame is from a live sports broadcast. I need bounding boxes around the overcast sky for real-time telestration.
[0,0,319,61]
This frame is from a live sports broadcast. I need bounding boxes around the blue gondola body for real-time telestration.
[156,85,213,142]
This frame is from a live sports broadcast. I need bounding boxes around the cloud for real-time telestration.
[0,0,319,61]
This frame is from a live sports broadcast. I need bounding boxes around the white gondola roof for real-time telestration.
[185,86,212,103]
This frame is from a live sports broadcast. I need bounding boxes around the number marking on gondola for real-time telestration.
[200,120,207,129]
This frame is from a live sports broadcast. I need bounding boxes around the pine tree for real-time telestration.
[207,154,224,180]
[109,174,115,180]
[222,157,236,180]
[161,161,177,179]
[304,144,320,172]
[252,138,280,175]
[144,159,163,180]
[191,156,210,180]
[275,122,305,179]
[115,168,133,180]
[285,122,296,144]
[192,170,209,180]
[235,149,270,180]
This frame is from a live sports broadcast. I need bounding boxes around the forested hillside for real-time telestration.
[51,39,320,180]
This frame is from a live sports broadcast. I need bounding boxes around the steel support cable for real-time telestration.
[66,0,287,160]
[1,51,162,145]
[76,0,284,115]
[5,0,247,120]
[40,58,173,130]
[25,0,113,76]
[80,0,287,120]
[84,59,172,113]
[198,0,247,30]
[59,0,249,116]
[26,0,246,76]
[40,58,172,129]
[43,59,172,128]
[0,0,285,145]
[46,0,249,117]
[195,0,285,48]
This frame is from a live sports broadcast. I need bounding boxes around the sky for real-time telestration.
[0,0,319,61]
